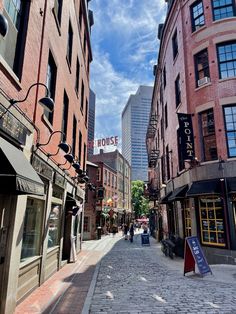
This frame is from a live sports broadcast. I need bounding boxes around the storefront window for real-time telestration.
[199,197,226,247]
[183,200,192,237]
[21,198,44,261]
[48,204,61,248]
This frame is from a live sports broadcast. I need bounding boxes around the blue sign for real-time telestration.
[186,236,212,276]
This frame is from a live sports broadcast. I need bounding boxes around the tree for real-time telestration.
[131,180,149,218]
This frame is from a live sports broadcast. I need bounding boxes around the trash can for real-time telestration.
[97,226,102,240]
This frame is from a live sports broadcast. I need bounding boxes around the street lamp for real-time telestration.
[0,82,54,120]
[0,13,8,37]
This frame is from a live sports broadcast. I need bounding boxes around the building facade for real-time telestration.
[122,85,153,182]
[87,88,96,157]
[147,0,236,264]
[89,149,132,221]
[0,1,93,313]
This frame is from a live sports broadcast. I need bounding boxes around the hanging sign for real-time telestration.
[177,113,195,160]
[88,136,118,148]
[184,236,212,276]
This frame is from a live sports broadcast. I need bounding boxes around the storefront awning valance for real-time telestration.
[0,137,44,195]
[227,177,236,194]
[168,185,188,201]
[186,179,221,197]
[160,192,172,204]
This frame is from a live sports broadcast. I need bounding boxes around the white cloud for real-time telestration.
[89,0,167,141]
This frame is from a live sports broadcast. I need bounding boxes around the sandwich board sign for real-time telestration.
[184,236,212,276]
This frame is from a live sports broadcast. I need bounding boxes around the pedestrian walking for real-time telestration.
[129,222,134,243]
[123,223,129,240]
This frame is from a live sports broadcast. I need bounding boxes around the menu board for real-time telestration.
[184,236,212,276]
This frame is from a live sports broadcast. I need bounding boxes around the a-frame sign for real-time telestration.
[184,236,212,276]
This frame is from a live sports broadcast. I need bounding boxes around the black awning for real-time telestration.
[0,137,44,195]
[168,185,188,201]
[227,177,236,194]
[160,192,172,204]
[186,179,221,197]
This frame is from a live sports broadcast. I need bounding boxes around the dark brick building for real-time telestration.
[147,0,236,264]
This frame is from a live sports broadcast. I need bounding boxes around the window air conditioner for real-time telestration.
[197,76,210,87]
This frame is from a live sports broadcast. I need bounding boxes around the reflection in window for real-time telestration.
[199,197,225,247]
[200,109,218,161]
[224,105,236,157]
[21,198,44,261]
[191,0,205,32]
[217,42,236,79]
[48,204,61,248]
[212,0,235,21]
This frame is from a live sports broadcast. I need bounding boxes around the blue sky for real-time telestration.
[89,0,167,151]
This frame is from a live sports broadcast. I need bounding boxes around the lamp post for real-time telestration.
[0,82,54,121]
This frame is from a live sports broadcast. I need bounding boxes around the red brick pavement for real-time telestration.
[15,249,103,314]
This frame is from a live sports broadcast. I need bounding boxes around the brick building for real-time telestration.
[147,0,236,264]
[0,1,93,313]
[89,149,132,223]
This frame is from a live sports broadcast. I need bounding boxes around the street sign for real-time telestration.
[184,236,212,276]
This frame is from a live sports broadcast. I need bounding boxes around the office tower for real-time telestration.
[122,85,153,181]
[88,89,96,157]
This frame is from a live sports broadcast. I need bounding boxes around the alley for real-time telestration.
[85,234,236,314]
[15,233,236,314]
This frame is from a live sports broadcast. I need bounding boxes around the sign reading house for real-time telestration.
[178,113,195,160]
[88,136,118,148]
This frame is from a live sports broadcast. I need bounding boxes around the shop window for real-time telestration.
[199,108,218,161]
[1,0,30,77]
[223,105,236,157]
[67,21,73,67]
[46,51,57,124]
[175,74,181,107]
[191,0,205,32]
[61,91,69,142]
[48,204,61,248]
[212,0,235,21]
[104,169,107,185]
[217,41,236,79]
[172,29,178,60]
[183,200,192,237]
[84,216,90,232]
[21,198,44,261]
[96,168,101,181]
[199,196,226,247]
[194,49,210,87]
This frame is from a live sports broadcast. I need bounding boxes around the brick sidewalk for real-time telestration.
[15,249,103,314]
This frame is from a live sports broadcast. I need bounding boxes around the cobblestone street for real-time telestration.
[83,233,236,314]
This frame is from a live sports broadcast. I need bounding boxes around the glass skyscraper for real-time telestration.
[122,85,153,181]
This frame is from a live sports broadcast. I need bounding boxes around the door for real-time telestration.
[0,195,15,312]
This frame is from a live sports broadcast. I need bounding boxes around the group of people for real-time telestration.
[122,221,149,243]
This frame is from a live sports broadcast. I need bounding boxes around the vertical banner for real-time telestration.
[177,113,195,160]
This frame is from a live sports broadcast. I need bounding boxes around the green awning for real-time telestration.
[186,180,221,197]
[168,185,188,201]
[0,137,44,195]
[160,192,172,204]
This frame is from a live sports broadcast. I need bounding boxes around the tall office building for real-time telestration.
[88,89,96,157]
[122,85,153,181]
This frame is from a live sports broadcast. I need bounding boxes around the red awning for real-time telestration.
[137,218,149,223]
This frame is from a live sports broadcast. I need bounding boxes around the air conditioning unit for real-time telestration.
[197,76,210,87]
